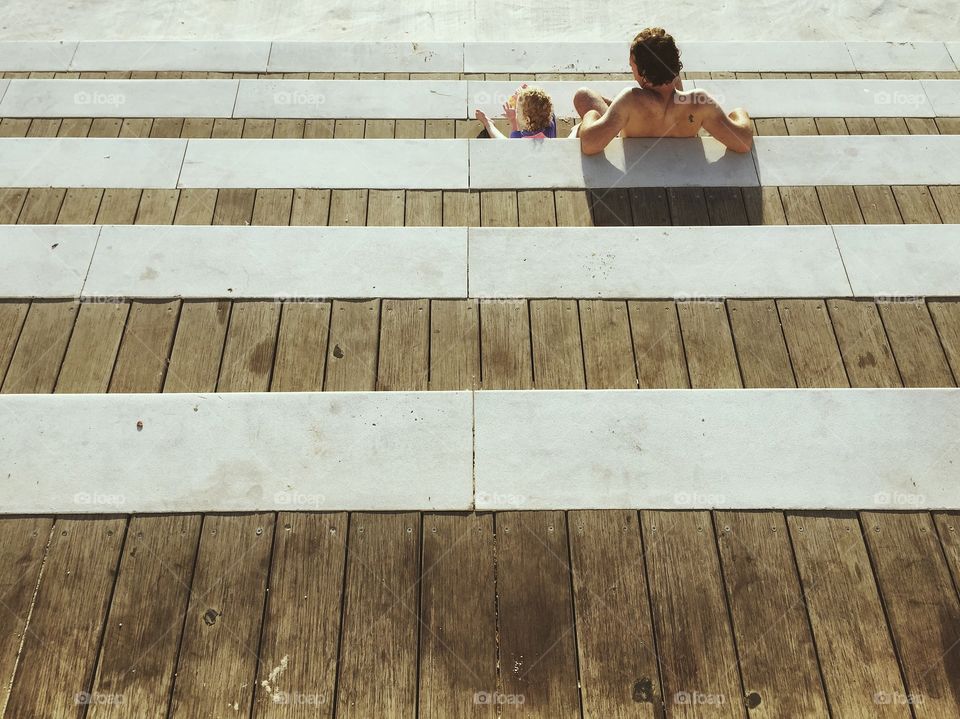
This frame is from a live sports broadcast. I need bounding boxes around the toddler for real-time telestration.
[476,84,557,139]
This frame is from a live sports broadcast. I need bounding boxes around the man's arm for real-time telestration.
[579,88,632,156]
[700,94,753,153]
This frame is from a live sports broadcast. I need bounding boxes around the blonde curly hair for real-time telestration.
[516,87,554,133]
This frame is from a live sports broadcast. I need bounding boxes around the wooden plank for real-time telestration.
[588,189,633,226]
[892,185,943,224]
[554,190,594,226]
[928,301,960,380]
[0,188,28,223]
[930,186,960,222]
[1,300,78,394]
[95,189,141,224]
[529,299,585,389]
[57,188,103,223]
[727,299,795,387]
[377,299,430,391]
[677,301,741,388]
[18,188,66,224]
[336,513,420,718]
[324,300,380,391]
[0,301,29,385]
[628,187,671,225]
[787,514,911,719]
[817,186,864,224]
[715,511,829,718]
[109,300,180,393]
[480,190,519,227]
[252,512,347,718]
[628,300,690,389]
[290,189,330,226]
[217,300,281,392]
[878,301,955,387]
[827,299,901,388]
[133,189,179,224]
[742,187,787,225]
[169,513,274,718]
[173,188,217,225]
[418,513,497,719]
[251,189,294,226]
[0,518,55,712]
[87,515,202,719]
[4,517,126,719]
[270,302,330,392]
[405,190,442,226]
[213,188,256,226]
[861,512,960,718]
[704,187,748,225]
[480,300,533,390]
[367,189,405,226]
[55,302,128,393]
[777,299,849,387]
[779,186,825,224]
[641,511,744,719]
[854,186,903,223]
[518,190,557,226]
[496,511,580,718]
[933,513,960,595]
[443,191,480,226]
[569,510,661,718]
[163,300,230,392]
[328,190,367,226]
[667,188,709,224]
[430,299,480,391]
[578,300,636,389]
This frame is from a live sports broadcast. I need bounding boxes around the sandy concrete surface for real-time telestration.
[0,0,957,42]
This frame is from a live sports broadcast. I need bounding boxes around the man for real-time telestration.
[574,28,753,155]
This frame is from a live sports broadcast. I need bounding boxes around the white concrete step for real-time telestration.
[4,224,960,301]
[3,136,960,190]
[1,389,958,511]
[2,40,958,73]
[2,78,956,119]
[0,391,474,512]
[474,389,960,509]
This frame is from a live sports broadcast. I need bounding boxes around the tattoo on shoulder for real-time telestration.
[688,114,694,123]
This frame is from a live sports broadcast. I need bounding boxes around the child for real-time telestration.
[476,84,557,139]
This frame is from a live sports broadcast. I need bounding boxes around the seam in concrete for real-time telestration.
[831,224,856,297]
[78,224,104,299]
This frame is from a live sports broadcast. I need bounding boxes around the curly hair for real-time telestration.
[516,87,554,133]
[630,27,682,86]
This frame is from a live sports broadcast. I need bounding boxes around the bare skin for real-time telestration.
[575,57,753,155]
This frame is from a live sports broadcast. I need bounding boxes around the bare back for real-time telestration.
[618,87,710,139]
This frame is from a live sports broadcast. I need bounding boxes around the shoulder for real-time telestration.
[677,89,723,117]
